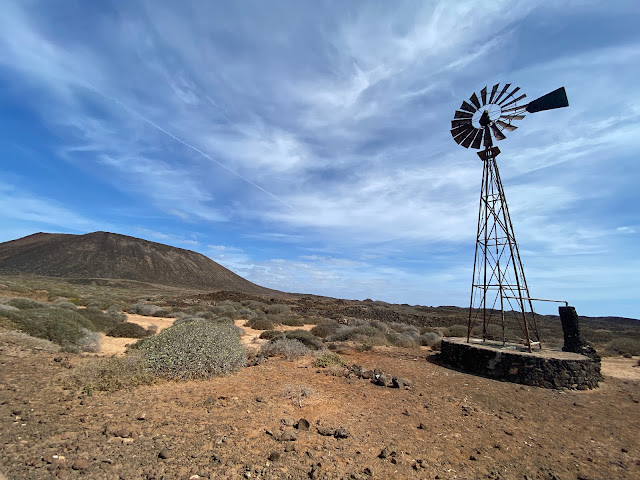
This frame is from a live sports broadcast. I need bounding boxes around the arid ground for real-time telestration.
[1,312,639,480]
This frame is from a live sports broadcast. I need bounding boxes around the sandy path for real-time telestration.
[235,319,314,347]
[94,314,175,356]
[95,315,316,355]
[601,356,640,380]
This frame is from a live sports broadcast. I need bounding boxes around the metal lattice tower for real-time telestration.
[468,146,539,350]
[450,83,569,352]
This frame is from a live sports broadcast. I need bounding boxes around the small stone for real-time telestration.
[265,429,274,437]
[417,423,426,429]
[317,426,335,437]
[189,476,202,480]
[158,448,170,460]
[469,455,477,461]
[378,447,390,459]
[334,427,350,439]
[281,417,295,426]
[114,429,131,438]
[268,452,281,462]
[280,427,297,441]
[284,443,295,452]
[296,418,310,431]
[392,377,412,389]
[364,467,373,476]
[137,414,146,420]
[71,459,89,470]
[256,396,265,403]
[402,409,411,416]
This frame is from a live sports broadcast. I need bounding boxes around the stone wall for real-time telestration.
[440,339,602,390]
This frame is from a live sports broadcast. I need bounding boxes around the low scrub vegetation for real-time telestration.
[446,324,468,337]
[69,353,155,393]
[245,317,274,330]
[605,338,640,357]
[107,322,151,339]
[127,303,169,317]
[260,338,311,361]
[313,352,348,368]
[134,320,246,380]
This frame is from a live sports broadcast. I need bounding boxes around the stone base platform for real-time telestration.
[440,337,602,390]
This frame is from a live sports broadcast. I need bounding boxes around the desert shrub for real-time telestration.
[55,301,78,310]
[283,330,324,350]
[127,303,168,317]
[370,321,391,333]
[310,321,341,338]
[246,317,275,330]
[446,324,468,337]
[605,338,640,357]
[265,304,291,315]
[0,329,60,352]
[4,307,97,351]
[240,299,266,310]
[386,332,419,348]
[135,320,247,380]
[313,353,348,368]
[280,316,304,327]
[78,307,124,332]
[70,353,155,392]
[197,311,216,320]
[259,330,284,340]
[328,325,387,343]
[172,316,200,326]
[420,331,442,347]
[238,307,257,319]
[0,303,20,313]
[107,322,151,339]
[584,329,614,344]
[210,305,227,315]
[7,297,48,309]
[260,338,311,361]
[214,316,233,324]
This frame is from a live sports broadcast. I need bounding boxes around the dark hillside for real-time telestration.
[0,231,278,295]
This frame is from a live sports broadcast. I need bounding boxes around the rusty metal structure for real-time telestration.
[451,84,569,352]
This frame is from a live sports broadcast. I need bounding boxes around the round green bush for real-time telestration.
[284,330,324,350]
[136,320,246,380]
[259,329,284,340]
[446,324,468,337]
[246,317,275,330]
[310,322,341,338]
[107,322,151,339]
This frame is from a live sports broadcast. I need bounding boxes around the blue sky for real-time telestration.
[1,1,639,318]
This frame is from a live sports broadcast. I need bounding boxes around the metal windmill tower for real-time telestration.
[451,84,569,351]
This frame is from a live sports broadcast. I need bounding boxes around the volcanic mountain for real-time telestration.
[0,231,277,294]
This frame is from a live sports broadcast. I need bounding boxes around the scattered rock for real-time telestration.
[281,417,295,426]
[417,423,426,429]
[114,428,131,438]
[137,413,146,421]
[279,427,297,442]
[392,377,412,389]
[255,396,265,403]
[373,373,391,387]
[296,418,310,431]
[334,427,350,439]
[284,443,296,452]
[378,447,390,459]
[71,459,89,470]
[402,409,411,416]
[158,448,170,460]
[268,452,280,462]
[317,426,336,437]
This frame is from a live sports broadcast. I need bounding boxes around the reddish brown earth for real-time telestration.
[1,334,639,480]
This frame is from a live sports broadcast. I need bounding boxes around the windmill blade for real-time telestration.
[483,126,493,148]
[451,124,471,137]
[496,120,518,131]
[470,129,484,149]
[480,86,488,106]
[452,125,474,144]
[493,83,511,104]
[488,83,499,104]
[499,86,521,105]
[451,118,473,128]
[460,129,478,148]
[469,92,482,109]
[501,93,527,109]
[525,87,569,113]
[500,114,525,121]
[490,123,507,141]
[454,110,473,119]
[459,100,477,113]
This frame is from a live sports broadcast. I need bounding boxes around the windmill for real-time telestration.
[451,83,569,351]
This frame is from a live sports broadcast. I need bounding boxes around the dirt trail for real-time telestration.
[94,316,316,355]
[600,356,640,380]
